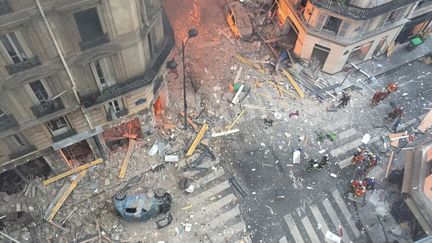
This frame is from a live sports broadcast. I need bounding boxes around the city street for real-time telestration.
[217,59,432,242]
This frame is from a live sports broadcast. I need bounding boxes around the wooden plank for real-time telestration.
[384,151,395,179]
[265,81,296,99]
[46,170,87,222]
[43,159,103,186]
[233,66,243,84]
[418,109,432,133]
[236,54,266,74]
[186,123,209,157]
[401,150,414,193]
[118,139,136,179]
[281,68,305,98]
[211,129,240,138]
[179,112,199,132]
[227,107,247,131]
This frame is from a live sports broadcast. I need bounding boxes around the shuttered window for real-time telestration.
[337,22,351,37]
[315,14,327,31]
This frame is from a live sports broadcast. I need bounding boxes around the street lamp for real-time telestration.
[182,28,198,130]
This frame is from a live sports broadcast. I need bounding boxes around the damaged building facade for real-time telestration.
[276,0,432,74]
[0,0,174,181]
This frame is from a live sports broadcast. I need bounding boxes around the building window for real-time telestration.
[46,117,70,136]
[107,99,124,113]
[323,16,342,34]
[90,58,113,91]
[74,8,104,42]
[12,134,25,146]
[0,32,27,64]
[28,79,51,104]
[385,8,405,24]
[337,22,351,37]
[106,98,125,120]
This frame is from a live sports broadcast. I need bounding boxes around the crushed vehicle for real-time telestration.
[113,190,172,222]
[225,2,253,39]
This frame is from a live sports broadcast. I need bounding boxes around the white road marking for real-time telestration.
[330,138,362,157]
[208,206,240,228]
[193,167,225,187]
[310,204,330,236]
[184,159,221,177]
[209,221,246,242]
[189,180,230,205]
[302,216,320,242]
[279,236,288,243]
[331,190,361,237]
[324,118,350,131]
[322,198,351,243]
[284,214,305,243]
[338,128,357,140]
[194,193,237,220]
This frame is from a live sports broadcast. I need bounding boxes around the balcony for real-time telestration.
[79,33,110,51]
[80,14,175,108]
[5,56,41,75]
[310,0,418,20]
[106,108,129,121]
[8,145,37,160]
[0,0,12,16]
[0,114,18,132]
[52,129,77,143]
[31,97,65,118]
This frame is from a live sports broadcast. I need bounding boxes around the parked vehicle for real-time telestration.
[113,190,172,221]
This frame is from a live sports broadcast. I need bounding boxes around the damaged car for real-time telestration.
[113,190,172,222]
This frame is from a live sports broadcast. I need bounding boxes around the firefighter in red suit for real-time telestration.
[371,83,398,106]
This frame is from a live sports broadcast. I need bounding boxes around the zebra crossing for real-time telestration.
[183,158,251,243]
[281,189,360,243]
[326,112,427,169]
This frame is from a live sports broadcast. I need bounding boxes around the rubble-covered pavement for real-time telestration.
[1,0,432,242]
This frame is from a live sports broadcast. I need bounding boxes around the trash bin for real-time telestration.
[406,36,423,51]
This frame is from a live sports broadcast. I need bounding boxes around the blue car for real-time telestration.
[113,191,172,221]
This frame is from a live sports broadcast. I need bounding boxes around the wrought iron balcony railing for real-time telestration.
[79,33,110,51]
[0,114,19,132]
[6,56,41,74]
[30,97,65,118]
[310,0,418,20]
[52,129,77,142]
[8,145,37,160]
[0,0,12,16]
[80,13,175,108]
[106,108,129,121]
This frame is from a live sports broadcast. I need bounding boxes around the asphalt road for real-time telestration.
[218,59,432,243]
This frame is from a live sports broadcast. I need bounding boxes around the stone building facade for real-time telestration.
[276,0,431,74]
[0,0,174,173]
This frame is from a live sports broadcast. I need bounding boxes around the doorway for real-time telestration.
[346,41,373,64]
[373,37,388,56]
[60,140,94,168]
[311,44,330,70]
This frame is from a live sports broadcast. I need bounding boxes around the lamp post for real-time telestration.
[182,28,198,130]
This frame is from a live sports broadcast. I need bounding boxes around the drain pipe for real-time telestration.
[35,0,93,129]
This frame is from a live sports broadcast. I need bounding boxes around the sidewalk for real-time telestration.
[358,36,432,78]
[328,37,432,87]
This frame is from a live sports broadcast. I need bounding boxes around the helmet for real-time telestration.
[387,83,398,92]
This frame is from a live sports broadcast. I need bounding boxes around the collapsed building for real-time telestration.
[0,0,174,193]
[275,0,432,74]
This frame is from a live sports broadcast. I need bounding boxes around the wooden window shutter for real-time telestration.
[315,14,327,31]
[338,22,350,37]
